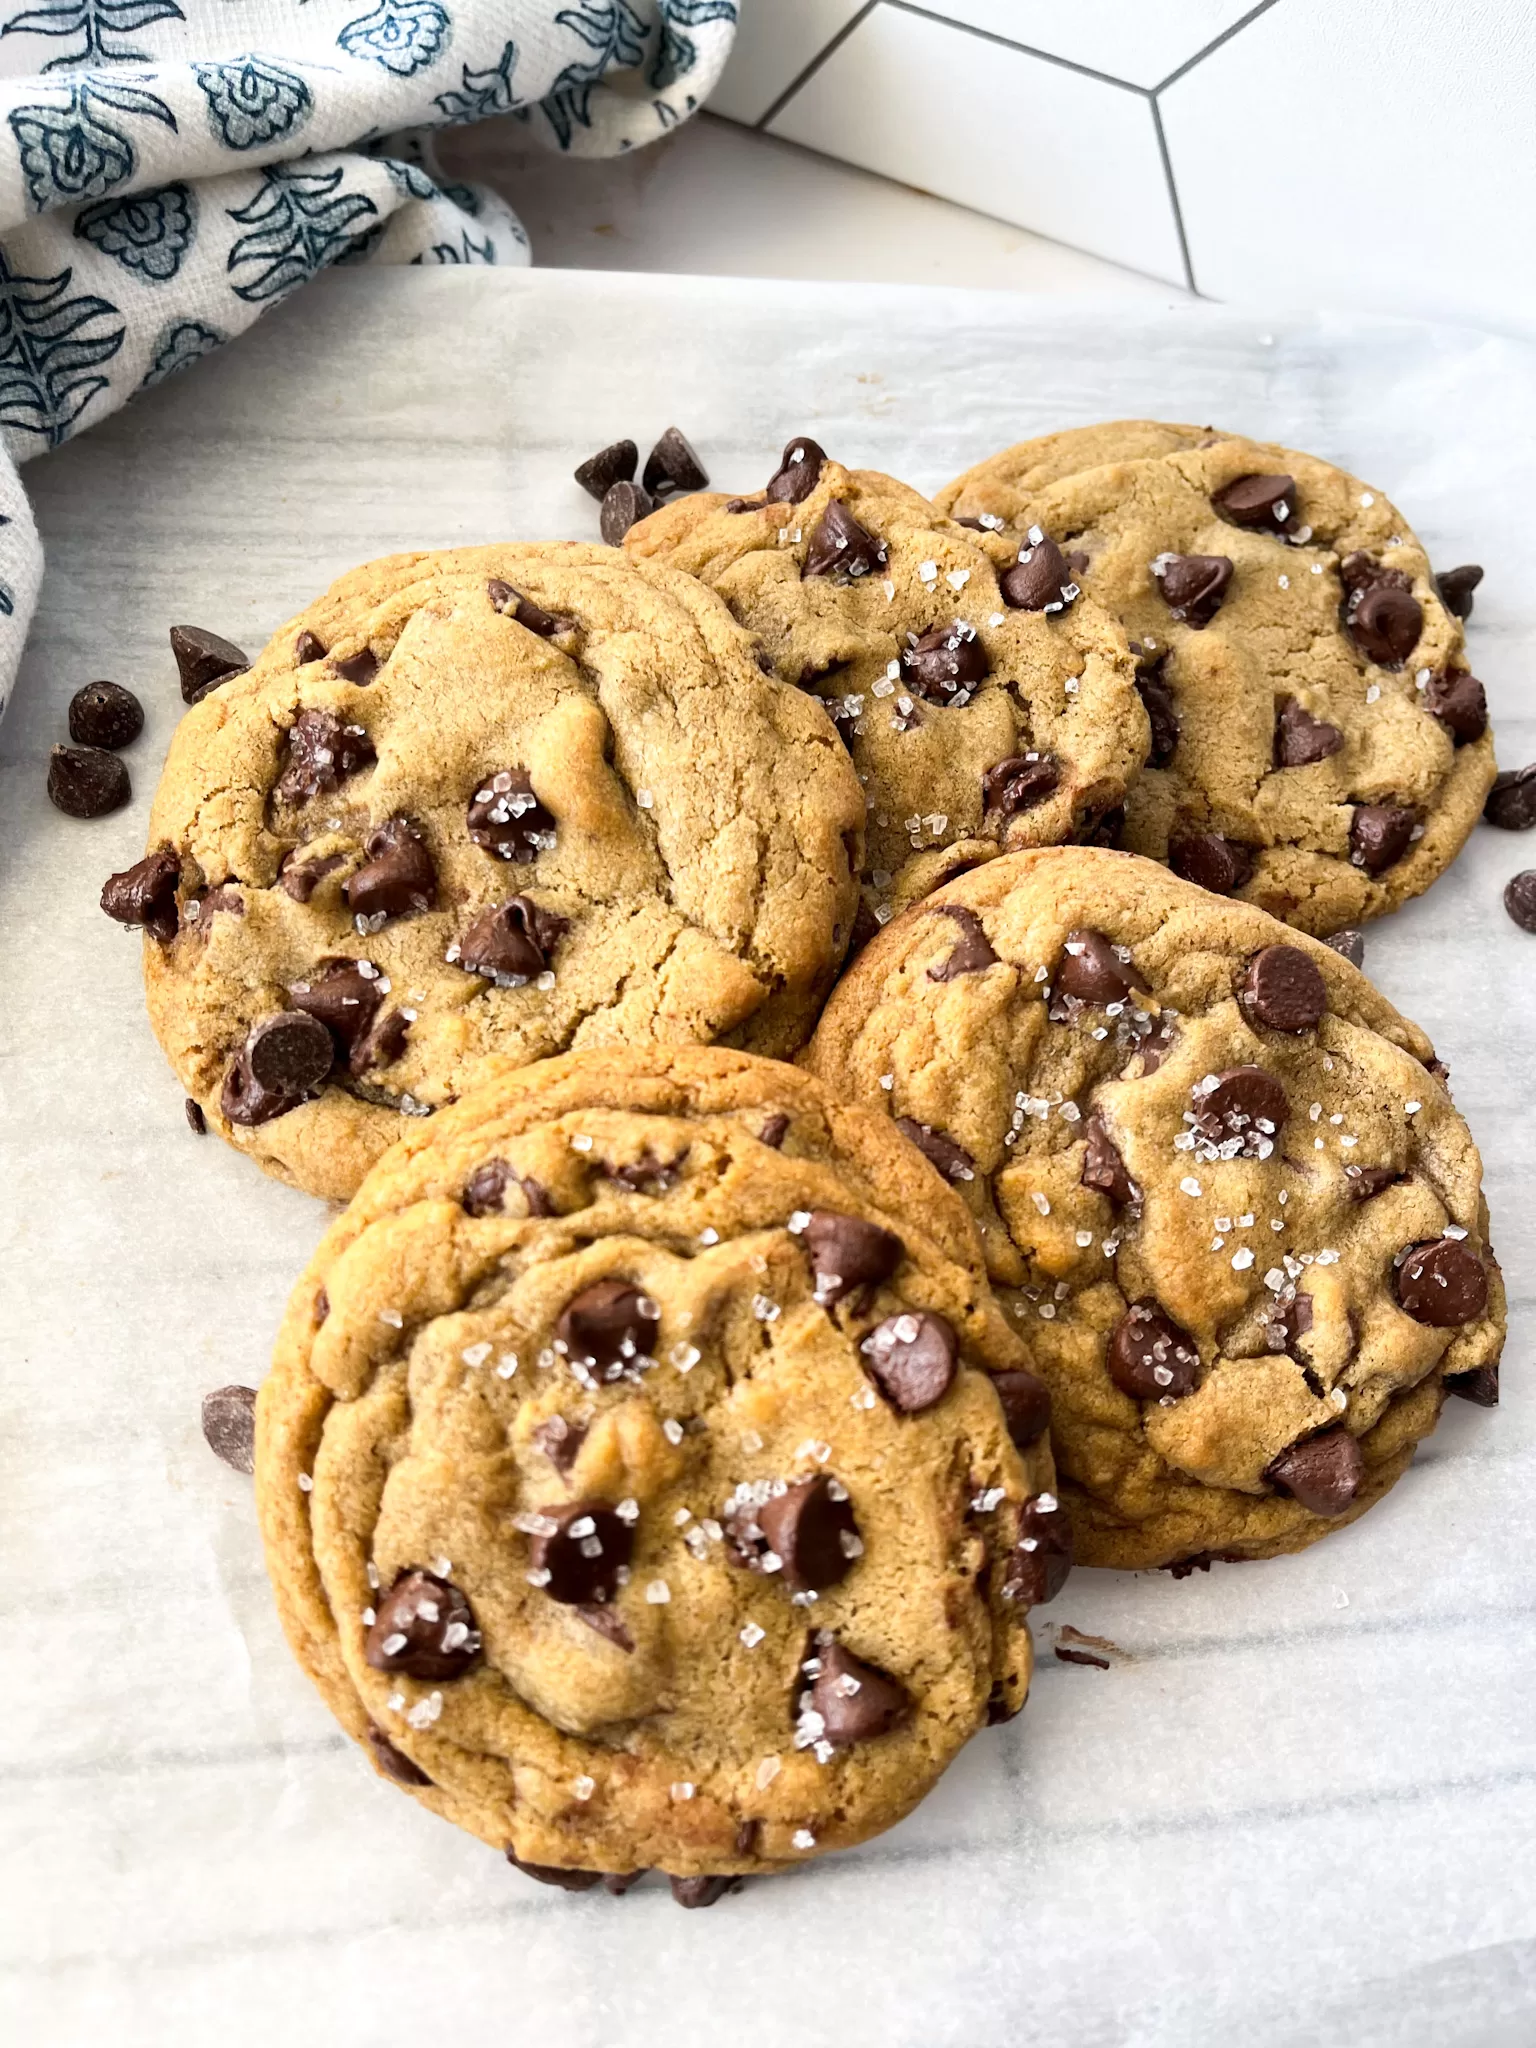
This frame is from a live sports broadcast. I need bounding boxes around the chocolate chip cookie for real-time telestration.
[804,849,1505,1569]
[255,1047,1063,1887]
[624,438,1146,924]
[105,546,864,1200]
[937,427,1496,933]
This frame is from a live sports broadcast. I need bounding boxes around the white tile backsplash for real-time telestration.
[710,0,870,125]
[905,0,1265,89]
[765,4,1188,285]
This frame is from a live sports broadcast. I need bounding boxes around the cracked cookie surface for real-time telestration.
[804,849,1505,1569]
[255,1047,1062,1884]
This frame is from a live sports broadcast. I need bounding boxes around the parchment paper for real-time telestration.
[2,271,1533,2048]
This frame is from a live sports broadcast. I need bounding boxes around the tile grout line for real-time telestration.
[1148,95,1198,297]
[1153,0,1288,94]
[753,0,881,131]
[881,0,1146,94]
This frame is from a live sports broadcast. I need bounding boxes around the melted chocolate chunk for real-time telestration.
[1425,669,1487,745]
[1213,472,1298,533]
[1056,927,1138,1004]
[728,1473,860,1593]
[900,620,989,700]
[365,1569,482,1679]
[983,753,1060,816]
[1239,945,1327,1032]
[1081,1110,1136,1204]
[1349,804,1416,875]
[486,580,575,637]
[807,1637,909,1745]
[274,709,376,806]
[556,1279,660,1373]
[344,817,437,922]
[861,1310,957,1413]
[526,1501,634,1604]
[803,1211,902,1308]
[1153,553,1233,627]
[1135,658,1179,767]
[1274,697,1344,767]
[927,903,998,981]
[1169,831,1255,896]
[1394,1237,1488,1326]
[456,896,568,983]
[894,1117,974,1183]
[466,767,556,861]
[101,846,181,942]
[1268,1429,1364,1516]
[1107,1300,1199,1400]
[365,1724,431,1787]
[803,499,887,581]
[1004,1493,1072,1605]
[1001,533,1077,612]
[992,1368,1052,1450]
[765,435,827,505]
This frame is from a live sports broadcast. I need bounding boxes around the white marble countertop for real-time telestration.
[2,269,1533,2048]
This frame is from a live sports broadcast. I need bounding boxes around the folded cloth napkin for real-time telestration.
[0,0,738,718]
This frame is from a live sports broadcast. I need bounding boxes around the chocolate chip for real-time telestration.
[354,1006,410,1074]
[462,1159,514,1216]
[765,435,826,505]
[365,1723,431,1787]
[1239,945,1327,1032]
[578,1604,635,1652]
[1340,552,1411,596]
[278,850,344,903]
[1213,472,1297,533]
[1505,871,1536,931]
[200,1384,257,1473]
[185,1097,206,1134]
[848,895,881,956]
[507,1856,605,1892]
[101,846,180,942]
[1395,1237,1488,1326]
[1346,1163,1399,1201]
[365,1569,482,1678]
[1135,658,1180,767]
[486,580,575,638]
[1081,1110,1136,1204]
[1191,1065,1288,1145]
[927,903,998,982]
[861,1310,957,1413]
[1107,1300,1200,1400]
[557,1279,660,1373]
[1485,766,1536,830]
[1000,534,1075,612]
[599,479,652,544]
[48,744,128,817]
[527,1501,634,1604]
[344,817,437,922]
[69,680,143,751]
[1132,1016,1177,1074]
[1445,1362,1499,1407]
[1004,1493,1072,1605]
[331,648,379,686]
[533,1416,587,1474]
[983,753,1059,816]
[597,1150,683,1195]
[171,623,248,704]
[1267,1429,1363,1516]
[803,499,887,581]
[1425,670,1487,745]
[758,1112,790,1149]
[993,1368,1051,1450]
[1350,804,1416,875]
[1322,927,1365,967]
[757,1475,861,1592]
[643,426,708,498]
[1274,697,1344,767]
[670,1875,737,1908]
[1056,926,1138,1004]
[1153,553,1233,628]
[295,629,326,664]
[900,620,989,701]
[735,1820,759,1856]
[1169,830,1254,895]
[456,896,568,983]
[246,1009,335,1095]
[894,1117,974,1183]
[1264,1287,1313,1356]
[808,1637,909,1745]
[274,708,376,806]
[1348,582,1422,666]
[574,438,638,500]
[289,956,382,1054]
[186,884,244,936]
[465,767,556,864]
[1435,563,1483,620]
[803,1211,902,1308]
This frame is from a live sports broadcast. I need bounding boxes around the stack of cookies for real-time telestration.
[98,421,1508,1904]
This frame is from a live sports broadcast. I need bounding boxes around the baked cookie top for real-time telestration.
[939,429,1496,933]
[255,1048,1063,1886]
[109,545,864,1200]
[624,438,1146,922]
[804,850,1505,1570]
[933,419,1216,519]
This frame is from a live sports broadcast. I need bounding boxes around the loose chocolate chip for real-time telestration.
[101,846,181,941]
[894,1117,974,1183]
[295,629,326,664]
[1435,563,1483,620]
[527,1500,634,1604]
[1274,696,1344,767]
[365,1724,431,1787]
[757,1474,860,1593]
[456,896,568,983]
[758,1112,790,1149]
[900,620,989,701]
[201,1384,257,1473]
[803,1211,902,1308]
[1268,1429,1363,1516]
[1153,553,1233,627]
[289,956,383,1055]
[1322,927,1366,967]
[1169,830,1255,896]
[1107,1300,1200,1400]
[1445,1362,1499,1407]
[557,1279,660,1373]
[861,1310,957,1413]
[1239,944,1327,1032]
[574,438,638,500]
[366,1569,482,1679]
[993,1368,1051,1450]
[1191,1065,1288,1144]
[983,752,1059,816]
[1395,1237,1488,1326]
[765,435,826,505]
[807,1637,909,1746]
[467,768,556,862]
[185,1097,206,1134]
[1000,533,1075,612]
[331,648,379,686]
[1350,804,1416,875]
[642,426,708,498]
[578,1604,635,1652]
[345,817,437,922]
[1425,670,1487,745]
[533,1416,588,1474]
[171,623,249,704]
[1486,766,1536,831]
[1056,926,1138,1005]
[599,479,652,544]
[486,579,575,637]
[803,498,887,581]
[1136,659,1180,767]
[927,902,998,982]
[1213,472,1298,533]
[507,1856,605,1892]
[246,1009,335,1096]
[48,744,128,818]
[274,708,376,806]
[1506,871,1536,932]
[278,851,345,903]
[1346,1163,1399,1201]
[670,1875,737,1908]
[1081,1110,1136,1204]
[1004,1493,1072,1605]
[1349,582,1422,666]
[68,680,143,750]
